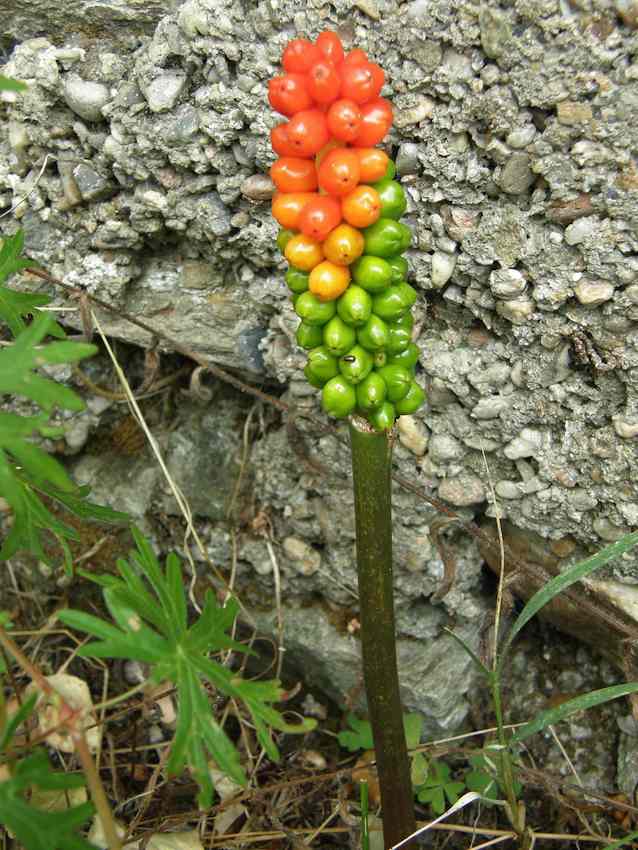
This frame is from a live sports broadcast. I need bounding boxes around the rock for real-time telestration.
[283,537,321,576]
[506,126,536,149]
[489,269,526,299]
[395,143,420,176]
[430,251,456,288]
[472,396,510,419]
[496,298,534,324]
[500,153,535,195]
[63,76,109,122]
[181,260,214,289]
[504,428,543,460]
[142,73,187,112]
[394,95,434,129]
[612,416,638,439]
[546,194,593,224]
[557,101,593,125]
[573,280,614,306]
[479,6,511,58]
[240,174,275,201]
[72,163,114,201]
[438,474,486,506]
[564,216,598,245]
[397,415,428,456]
[592,517,630,542]
[428,434,464,464]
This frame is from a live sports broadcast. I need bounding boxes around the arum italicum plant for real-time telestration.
[268,31,422,848]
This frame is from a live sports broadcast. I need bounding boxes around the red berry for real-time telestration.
[307,59,342,104]
[340,62,383,105]
[353,97,393,146]
[298,195,342,240]
[318,148,361,196]
[286,109,331,157]
[268,74,314,117]
[316,30,344,65]
[342,48,368,67]
[282,38,321,73]
[326,99,362,143]
[270,123,297,157]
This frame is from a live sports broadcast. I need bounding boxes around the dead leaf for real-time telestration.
[27,673,101,753]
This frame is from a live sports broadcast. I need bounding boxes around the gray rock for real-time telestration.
[63,76,109,122]
[430,250,456,288]
[489,269,526,299]
[142,73,187,113]
[72,163,114,201]
[564,216,598,246]
[573,280,614,306]
[500,153,535,195]
[438,475,486,506]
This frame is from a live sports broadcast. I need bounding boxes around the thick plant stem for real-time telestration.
[349,416,417,850]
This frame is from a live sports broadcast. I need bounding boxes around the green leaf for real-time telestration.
[500,532,638,665]
[0,75,27,92]
[404,713,423,750]
[338,713,374,752]
[415,760,468,815]
[59,530,316,807]
[600,831,638,850]
[0,751,96,850]
[512,682,638,743]
[417,784,446,814]
[444,627,489,676]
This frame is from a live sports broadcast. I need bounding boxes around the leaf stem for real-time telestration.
[349,416,417,849]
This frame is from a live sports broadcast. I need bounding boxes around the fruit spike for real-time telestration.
[268,30,425,430]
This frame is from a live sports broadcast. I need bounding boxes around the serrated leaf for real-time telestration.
[59,530,315,807]
[338,713,374,752]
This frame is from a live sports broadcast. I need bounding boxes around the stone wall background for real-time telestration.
[2,0,638,772]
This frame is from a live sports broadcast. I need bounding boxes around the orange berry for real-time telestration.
[342,185,381,229]
[309,261,351,301]
[354,148,389,182]
[284,233,324,271]
[271,192,317,230]
[323,223,365,266]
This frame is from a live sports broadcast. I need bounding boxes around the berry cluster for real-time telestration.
[269,31,424,429]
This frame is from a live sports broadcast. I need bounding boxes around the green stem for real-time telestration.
[349,416,417,850]
[489,671,522,835]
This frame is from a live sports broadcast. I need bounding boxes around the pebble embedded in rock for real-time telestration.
[282,537,321,576]
[506,125,536,149]
[564,216,597,245]
[500,152,535,195]
[504,428,543,460]
[64,76,109,122]
[472,396,510,419]
[241,174,275,201]
[397,415,428,456]
[438,474,486,506]
[396,143,420,176]
[557,101,593,125]
[573,280,614,306]
[612,416,638,439]
[72,163,114,201]
[430,250,456,288]
[496,298,534,324]
[143,73,187,112]
[489,269,526,299]
[428,433,464,463]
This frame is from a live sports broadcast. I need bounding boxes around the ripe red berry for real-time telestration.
[286,109,331,157]
[307,59,341,104]
[326,98,362,143]
[282,38,321,73]
[268,74,314,116]
[316,30,345,65]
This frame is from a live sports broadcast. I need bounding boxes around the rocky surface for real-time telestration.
[2,0,638,768]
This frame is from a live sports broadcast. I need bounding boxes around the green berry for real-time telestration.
[363,218,412,258]
[356,372,387,411]
[304,364,325,388]
[339,345,374,385]
[351,255,393,293]
[323,316,357,356]
[296,321,324,350]
[387,255,409,285]
[357,314,389,351]
[295,291,337,326]
[337,285,373,327]
[371,286,411,322]
[395,380,426,415]
[374,351,387,368]
[286,268,309,294]
[376,364,412,402]
[368,401,396,431]
[322,375,357,418]
[388,342,419,371]
[277,228,295,253]
[395,280,417,308]
[307,346,339,383]
[386,320,412,355]
[373,179,407,220]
